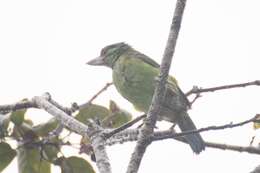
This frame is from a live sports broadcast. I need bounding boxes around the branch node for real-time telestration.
[42,92,51,100]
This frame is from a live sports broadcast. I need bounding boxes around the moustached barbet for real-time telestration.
[87,42,205,154]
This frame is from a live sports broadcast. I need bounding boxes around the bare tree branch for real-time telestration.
[0,99,37,114]
[105,114,146,139]
[205,141,260,154]
[86,121,113,173]
[251,165,260,173]
[32,93,112,173]
[161,133,260,155]
[157,132,260,155]
[44,93,73,138]
[126,1,187,172]
[189,92,201,106]
[0,82,112,114]
[47,94,73,115]
[106,128,260,155]
[106,129,139,146]
[79,82,113,110]
[186,80,260,96]
[153,116,257,141]
[32,94,89,136]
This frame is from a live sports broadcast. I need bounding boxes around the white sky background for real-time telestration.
[1,0,260,172]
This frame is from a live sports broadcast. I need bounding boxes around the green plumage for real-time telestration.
[87,42,205,153]
[113,54,157,112]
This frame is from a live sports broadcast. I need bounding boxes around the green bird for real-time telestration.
[87,42,205,153]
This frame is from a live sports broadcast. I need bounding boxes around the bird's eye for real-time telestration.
[100,43,124,56]
[101,47,112,56]
[100,48,106,56]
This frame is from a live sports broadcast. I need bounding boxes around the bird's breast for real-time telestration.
[112,58,158,112]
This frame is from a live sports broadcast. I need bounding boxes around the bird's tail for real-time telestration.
[177,112,205,154]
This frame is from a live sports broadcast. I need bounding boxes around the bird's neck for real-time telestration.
[109,48,132,68]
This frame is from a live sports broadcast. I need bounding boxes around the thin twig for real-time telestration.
[161,134,260,155]
[105,114,146,138]
[154,116,257,141]
[47,94,73,115]
[106,127,260,155]
[205,141,260,154]
[126,1,187,173]
[189,93,201,106]
[154,131,260,155]
[186,80,260,96]
[79,82,113,110]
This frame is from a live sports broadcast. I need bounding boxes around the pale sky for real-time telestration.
[1,0,260,172]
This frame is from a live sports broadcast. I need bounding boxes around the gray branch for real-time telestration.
[251,165,260,173]
[87,121,113,173]
[126,0,187,173]
[106,129,140,146]
[32,94,112,173]
[186,80,260,96]
[32,94,89,136]
[106,129,260,155]
[0,99,37,114]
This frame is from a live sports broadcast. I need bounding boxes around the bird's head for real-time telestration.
[87,42,131,68]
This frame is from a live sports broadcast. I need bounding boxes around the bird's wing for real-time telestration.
[167,76,191,109]
[129,50,191,108]
[129,51,160,68]
[177,86,191,108]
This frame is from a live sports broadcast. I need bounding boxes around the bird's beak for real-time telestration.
[86,56,105,66]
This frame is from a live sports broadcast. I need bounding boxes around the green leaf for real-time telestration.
[33,118,58,136]
[75,104,109,124]
[59,156,95,173]
[42,137,60,162]
[102,100,132,128]
[10,109,26,126]
[17,143,50,173]
[12,121,37,141]
[0,142,16,172]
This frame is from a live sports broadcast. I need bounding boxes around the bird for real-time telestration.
[87,42,205,154]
